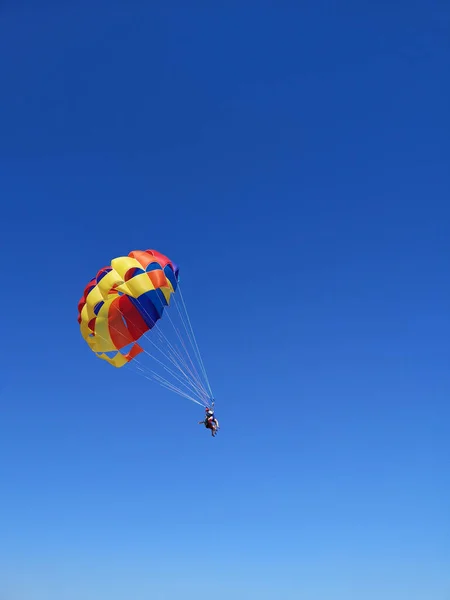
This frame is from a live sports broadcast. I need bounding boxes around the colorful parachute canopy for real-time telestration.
[78,249,179,368]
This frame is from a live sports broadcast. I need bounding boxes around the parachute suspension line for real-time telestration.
[129,286,213,406]
[130,296,210,403]
[112,301,208,401]
[160,316,204,387]
[176,284,214,400]
[175,286,213,400]
[148,371,205,406]
[131,357,203,404]
[137,347,209,403]
[90,317,209,407]
[134,318,209,402]
[170,288,213,405]
[133,361,206,406]
[134,366,205,406]
[152,324,206,396]
[139,322,205,395]
[154,298,207,398]
[115,290,211,406]
[171,294,206,386]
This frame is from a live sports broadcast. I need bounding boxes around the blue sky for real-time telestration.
[1,2,449,599]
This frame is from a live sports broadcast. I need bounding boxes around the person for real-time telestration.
[199,407,219,436]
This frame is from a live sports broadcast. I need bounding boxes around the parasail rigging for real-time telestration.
[77,249,214,408]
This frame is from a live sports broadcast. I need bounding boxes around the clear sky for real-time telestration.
[1,2,449,599]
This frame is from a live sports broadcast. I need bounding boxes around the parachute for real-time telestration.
[77,249,213,408]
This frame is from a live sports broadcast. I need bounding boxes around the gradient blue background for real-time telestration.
[1,2,449,599]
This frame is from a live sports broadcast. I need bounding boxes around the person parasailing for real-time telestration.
[199,406,219,437]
